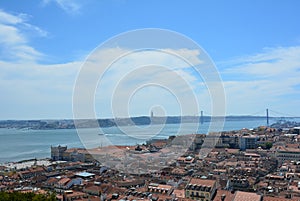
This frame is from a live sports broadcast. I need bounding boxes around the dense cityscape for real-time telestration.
[1,124,300,200]
[1,1,300,201]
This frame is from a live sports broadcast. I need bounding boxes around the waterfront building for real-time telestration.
[51,145,67,161]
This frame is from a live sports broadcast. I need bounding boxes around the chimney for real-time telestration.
[221,194,226,201]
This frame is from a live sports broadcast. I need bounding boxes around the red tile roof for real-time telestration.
[189,178,216,187]
[58,178,70,185]
[213,190,235,201]
[233,191,261,201]
[264,196,299,201]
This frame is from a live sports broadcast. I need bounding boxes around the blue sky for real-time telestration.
[0,0,300,119]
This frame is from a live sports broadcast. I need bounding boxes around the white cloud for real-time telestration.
[0,10,47,62]
[221,46,300,116]
[76,47,214,118]
[0,24,25,44]
[0,60,82,119]
[22,23,48,38]
[42,0,82,14]
[0,10,25,24]
[0,44,214,119]
[223,46,300,78]
[0,9,79,119]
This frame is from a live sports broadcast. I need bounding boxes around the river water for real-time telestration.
[0,118,295,163]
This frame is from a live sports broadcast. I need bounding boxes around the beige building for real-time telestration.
[275,147,300,163]
[185,178,217,201]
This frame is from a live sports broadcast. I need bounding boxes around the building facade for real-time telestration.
[51,145,67,160]
[185,178,216,201]
[239,135,258,150]
[276,148,300,163]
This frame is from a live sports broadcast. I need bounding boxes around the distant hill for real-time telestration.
[0,115,270,130]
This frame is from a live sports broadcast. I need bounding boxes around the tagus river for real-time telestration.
[0,118,294,163]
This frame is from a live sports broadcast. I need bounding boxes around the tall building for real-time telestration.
[239,135,258,150]
[51,145,67,160]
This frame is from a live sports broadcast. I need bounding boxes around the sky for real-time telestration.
[0,0,300,119]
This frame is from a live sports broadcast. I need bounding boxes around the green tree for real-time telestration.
[265,142,273,149]
[0,191,56,201]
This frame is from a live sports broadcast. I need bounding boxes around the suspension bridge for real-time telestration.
[199,109,300,127]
